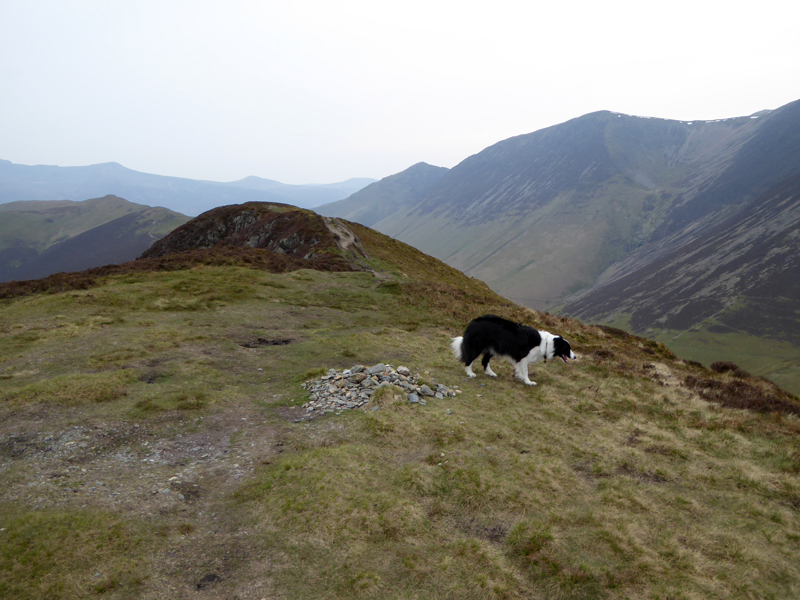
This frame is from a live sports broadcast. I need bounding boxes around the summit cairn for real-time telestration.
[301,363,459,415]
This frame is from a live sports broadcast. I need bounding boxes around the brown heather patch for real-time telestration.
[0,247,355,300]
[141,202,338,260]
[0,203,364,301]
[684,374,800,416]
[710,360,750,378]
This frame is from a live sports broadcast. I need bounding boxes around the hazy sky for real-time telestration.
[1,1,798,184]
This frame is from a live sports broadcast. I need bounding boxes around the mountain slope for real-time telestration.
[1,204,799,599]
[364,101,800,311]
[0,159,375,215]
[0,196,189,282]
[316,162,449,226]
[562,172,800,340]
[370,112,691,306]
[559,172,800,394]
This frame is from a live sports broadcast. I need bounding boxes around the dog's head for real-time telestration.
[551,336,577,363]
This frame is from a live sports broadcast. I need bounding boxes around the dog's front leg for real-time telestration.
[515,361,537,386]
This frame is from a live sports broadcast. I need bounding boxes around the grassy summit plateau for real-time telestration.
[1,204,799,599]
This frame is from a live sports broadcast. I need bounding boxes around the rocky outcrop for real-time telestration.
[141,202,341,261]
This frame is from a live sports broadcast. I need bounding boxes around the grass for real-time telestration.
[0,505,160,600]
[649,326,800,397]
[1,229,800,598]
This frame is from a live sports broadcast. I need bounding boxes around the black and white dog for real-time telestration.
[451,314,576,386]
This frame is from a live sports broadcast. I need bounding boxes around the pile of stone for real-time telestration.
[301,363,460,415]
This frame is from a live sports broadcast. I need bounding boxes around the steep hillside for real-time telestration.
[562,173,800,340]
[367,106,794,308]
[2,205,800,599]
[0,159,375,215]
[560,172,800,394]
[316,162,449,226]
[0,196,189,282]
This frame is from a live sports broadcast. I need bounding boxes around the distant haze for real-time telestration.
[0,160,375,215]
[1,0,798,184]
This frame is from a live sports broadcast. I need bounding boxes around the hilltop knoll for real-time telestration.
[0,203,373,299]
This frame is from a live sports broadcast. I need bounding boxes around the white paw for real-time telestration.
[524,380,537,386]
[485,369,497,378]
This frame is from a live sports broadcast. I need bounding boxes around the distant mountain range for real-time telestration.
[0,159,375,216]
[317,98,800,393]
[0,196,190,282]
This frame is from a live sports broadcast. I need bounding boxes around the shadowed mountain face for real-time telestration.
[562,173,800,346]
[0,196,189,282]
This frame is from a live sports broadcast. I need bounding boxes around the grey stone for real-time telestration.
[301,363,457,418]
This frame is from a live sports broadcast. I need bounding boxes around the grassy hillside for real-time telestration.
[1,223,800,599]
[0,196,147,251]
[316,162,449,227]
[561,172,800,396]
[0,197,190,282]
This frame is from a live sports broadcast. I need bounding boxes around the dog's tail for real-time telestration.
[451,336,464,362]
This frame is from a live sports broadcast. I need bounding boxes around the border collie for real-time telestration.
[451,314,576,386]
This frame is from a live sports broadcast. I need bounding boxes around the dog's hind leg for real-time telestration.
[481,352,497,377]
[462,348,482,379]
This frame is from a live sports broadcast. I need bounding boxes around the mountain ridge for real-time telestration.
[0,195,190,282]
[0,159,376,215]
[316,162,449,226]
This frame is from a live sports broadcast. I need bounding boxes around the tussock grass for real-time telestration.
[1,370,137,406]
[0,504,160,600]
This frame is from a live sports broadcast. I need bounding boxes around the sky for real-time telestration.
[1,0,798,185]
